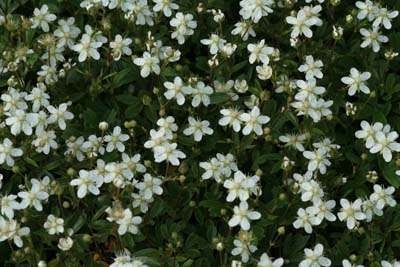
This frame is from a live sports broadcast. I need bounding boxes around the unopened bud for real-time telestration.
[277,226,285,235]
[98,121,109,131]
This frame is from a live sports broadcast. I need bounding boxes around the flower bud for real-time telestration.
[277,226,285,235]
[216,242,224,251]
[67,168,75,177]
[98,121,109,131]
[38,260,47,267]
[63,201,70,209]
[346,14,353,23]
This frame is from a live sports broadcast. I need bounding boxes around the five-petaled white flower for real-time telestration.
[0,138,23,167]
[183,116,213,142]
[134,52,160,78]
[299,243,331,267]
[70,170,104,198]
[360,27,388,52]
[228,201,261,230]
[337,198,366,229]
[239,106,270,136]
[104,126,130,153]
[341,68,371,96]
[31,4,57,32]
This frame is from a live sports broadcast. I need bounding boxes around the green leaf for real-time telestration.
[210,93,230,104]
[111,68,138,89]
[379,158,400,188]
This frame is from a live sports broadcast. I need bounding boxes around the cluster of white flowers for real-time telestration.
[0,0,399,265]
[219,106,270,136]
[290,56,333,123]
[355,121,400,162]
[0,84,74,162]
[144,116,186,166]
[200,154,263,262]
[0,177,54,247]
[356,1,398,52]
[286,5,323,40]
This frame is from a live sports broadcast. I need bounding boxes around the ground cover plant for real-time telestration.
[0,0,400,266]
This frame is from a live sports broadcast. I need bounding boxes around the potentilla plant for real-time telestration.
[0,0,400,266]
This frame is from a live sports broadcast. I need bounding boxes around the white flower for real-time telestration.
[355,0,377,21]
[135,173,163,200]
[337,198,366,229]
[201,34,226,55]
[257,253,284,267]
[144,128,171,149]
[298,55,324,80]
[31,5,57,32]
[303,148,331,174]
[279,133,307,151]
[381,260,400,267]
[70,170,104,198]
[372,8,398,29]
[163,76,191,105]
[0,138,23,167]
[369,129,400,162]
[133,51,160,78]
[342,259,364,267]
[231,21,256,41]
[256,64,273,80]
[239,106,270,136]
[156,116,178,137]
[299,244,331,267]
[1,194,20,219]
[224,171,257,202]
[110,249,149,267]
[0,218,30,248]
[199,157,223,182]
[170,12,197,44]
[370,184,396,210]
[247,39,274,65]
[44,215,64,235]
[219,108,243,132]
[124,0,154,26]
[116,208,142,235]
[5,109,39,136]
[341,68,371,96]
[360,27,388,52]
[300,180,324,202]
[72,32,105,62]
[54,17,81,49]
[46,102,74,130]
[32,130,58,154]
[295,78,326,101]
[293,208,321,234]
[18,179,49,211]
[65,136,86,162]
[228,201,261,230]
[191,81,213,107]
[234,79,249,94]
[104,126,130,153]
[1,88,28,112]
[82,135,105,157]
[355,121,382,149]
[153,0,179,17]
[110,35,132,61]
[239,0,274,23]
[58,236,73,251]
[306,199,337,222]
[286,10,314,38]
[183,117,213,142]
[24,83,50,112]
[153,142,186,166]
[231,235,257,263]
